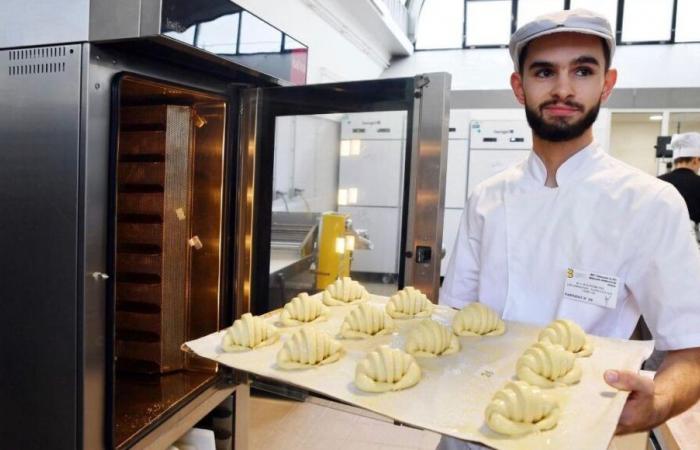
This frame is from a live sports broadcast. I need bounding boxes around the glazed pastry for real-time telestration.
[355,346,421,392]
[386,286,434,319]
[452,302,505,336]
[279,293,330,327]
[538,319,593,357]
[322,277,369,306]
[516,342,582,387]
[221,313,279,352]
[485,381,560,436]
[276,327,343,369]
[405,319,460,357]
[340,303,395,338]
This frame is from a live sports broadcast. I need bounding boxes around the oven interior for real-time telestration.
[112,75,227,448]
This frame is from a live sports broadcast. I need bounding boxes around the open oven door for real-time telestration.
[233,73,451,327]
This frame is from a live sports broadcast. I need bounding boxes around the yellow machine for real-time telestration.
[315,212,353,290]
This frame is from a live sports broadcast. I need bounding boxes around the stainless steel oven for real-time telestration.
[0,1,451,448]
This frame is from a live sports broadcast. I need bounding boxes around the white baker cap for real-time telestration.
[670,132,700,159]
[509,9,615,72]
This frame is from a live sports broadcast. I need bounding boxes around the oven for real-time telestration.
[0,2,451,449]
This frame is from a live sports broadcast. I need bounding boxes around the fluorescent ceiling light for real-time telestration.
[649,115,663,121]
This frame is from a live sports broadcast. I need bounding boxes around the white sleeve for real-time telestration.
[627,185,700,351]
[439,192,483,308]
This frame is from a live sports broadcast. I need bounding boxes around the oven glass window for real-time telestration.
[268,112,409,311]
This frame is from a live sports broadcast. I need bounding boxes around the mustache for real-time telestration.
[538,99,585,112]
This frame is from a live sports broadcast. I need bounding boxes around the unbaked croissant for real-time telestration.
[516,342,582,387]
[340,303,395,338]
[276,327,343,369]
[485,381,560,436]
[221,313,279,352]
[386,286,434,319]
[355,346,421,392]
[538,319,593,357]
[452,302,505,336]
[279,293,330,327]
[322,277,369,306]
[405,319,460,357]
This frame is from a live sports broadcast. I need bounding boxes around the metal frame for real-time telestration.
[416,0,700,52]
[237,74,453,312]
[235,88,262,319]
[402,73,452,301]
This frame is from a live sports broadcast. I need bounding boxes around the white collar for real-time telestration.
[526,141,601,188]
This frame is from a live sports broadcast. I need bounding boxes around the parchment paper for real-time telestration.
[184,294,653,450]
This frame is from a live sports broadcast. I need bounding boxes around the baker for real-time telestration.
[440,8,700,449]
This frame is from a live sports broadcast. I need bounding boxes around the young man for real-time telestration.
[659,132,700,230]
[440,9,700,449]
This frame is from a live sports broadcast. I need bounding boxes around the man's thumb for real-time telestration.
[604,370,654,394]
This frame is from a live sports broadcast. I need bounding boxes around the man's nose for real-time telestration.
[550,75,574,99]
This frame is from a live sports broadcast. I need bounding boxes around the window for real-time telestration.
[517,0,563,28]
[413,0,691,51]
[675,0,700,43]
[197,13,240,54]
[669,112,700,135]
[239,12,283,53]
[465,0,512,47]
[284,35,305,51]
[165,26,196,46]
[569,0,617,35]
[621,0,673,42]
[415,0,464,49]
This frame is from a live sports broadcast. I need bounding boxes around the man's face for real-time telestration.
[510,33,617,142]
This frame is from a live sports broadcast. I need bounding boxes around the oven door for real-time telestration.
[234,74,451,320]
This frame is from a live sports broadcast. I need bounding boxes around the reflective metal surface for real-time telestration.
[403,73,451,302]
[0,43,83,450]
[115,371,215,448]
[235,88,262,318]
[188,101,226,370]
[0,0,89,49]
[89,0,161,42]
[162,0,308,84]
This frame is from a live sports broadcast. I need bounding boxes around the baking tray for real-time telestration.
[183,294,653,449]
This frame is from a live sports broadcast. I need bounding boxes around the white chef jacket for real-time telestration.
[441,142,700,351]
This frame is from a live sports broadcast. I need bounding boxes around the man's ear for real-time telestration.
[601,68,617,103]
[510,72,526,106]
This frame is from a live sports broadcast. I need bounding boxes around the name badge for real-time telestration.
[563,268,619,309]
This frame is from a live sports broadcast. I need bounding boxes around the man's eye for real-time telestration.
[575,67,594,76]
[535,69,553,78]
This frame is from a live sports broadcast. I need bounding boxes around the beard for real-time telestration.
[525,97,601,142]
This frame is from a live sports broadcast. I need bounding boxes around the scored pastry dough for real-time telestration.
[405,319,460,357]
[386,286,434,319]
[322,277,370,306]
[276,327,344,369]
[340,303,395,338]
[538,319,593,357]
[221,313,279,352]
[452,302,505,336]
[516,342,582,387]
[355,346,421,392]
[485,381,560,436]
[279,292,330,327]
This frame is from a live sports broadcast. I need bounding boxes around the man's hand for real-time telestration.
[604,369,672,435]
